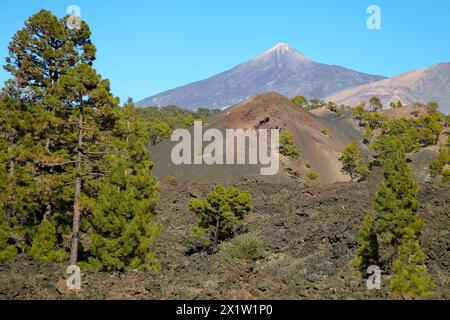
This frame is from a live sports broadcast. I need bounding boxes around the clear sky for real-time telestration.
[1,0,450,104]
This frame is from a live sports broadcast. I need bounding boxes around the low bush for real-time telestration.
[219,233,266,264]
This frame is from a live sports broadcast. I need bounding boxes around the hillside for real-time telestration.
[1,178,448,299]
[150,92,365,184]
[327,63,450,114]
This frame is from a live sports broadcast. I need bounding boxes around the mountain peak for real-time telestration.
[271,42,295,51]
[257,43,311,63]
[137,43,385,110]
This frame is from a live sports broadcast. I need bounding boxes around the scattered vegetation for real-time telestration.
[0,9,446,300]
[291,96,325,110]
[352,99,445,166]
[136,105,220,146]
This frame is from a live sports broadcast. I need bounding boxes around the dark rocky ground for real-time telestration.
[0,174,448,300]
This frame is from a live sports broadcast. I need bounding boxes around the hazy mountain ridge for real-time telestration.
[327,63,450,113]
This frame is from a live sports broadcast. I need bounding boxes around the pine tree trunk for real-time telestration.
[45,137,50,152]
[6,158,15,224]
[7,132,16,223]
[44,204,51,221]
[70,108,84,266]
[9,159,14,177]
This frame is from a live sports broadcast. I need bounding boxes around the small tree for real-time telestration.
[189,186,252,252]
[279,131,301,159]
[426,101,439,114]
[291,96,308,109]
[390,101,403,109]
[352,104,366,121]
[354,214,379,273]
[340,142,367,181]
[390,228,433,299]
[374,147,422,262]
[86,158,161,271]
[369,96,383,112]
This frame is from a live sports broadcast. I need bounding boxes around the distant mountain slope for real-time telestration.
[327,63,450,114]
[137,43,385,110]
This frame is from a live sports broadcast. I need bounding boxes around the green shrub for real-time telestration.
[285,167,299,177]
[86,157,161,272]
[30,219,68,263]
[219,233,266,264]
[0,209,17,263]
[307,170,320,181]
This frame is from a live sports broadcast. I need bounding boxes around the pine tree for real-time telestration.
[354,214,379,273]
[189,186,252,253]
[354,144,433,297]
[1,10,164,269]
[279,131,301,159]
[3,9,95,100]
[374,147,422,257]
[390,227,433,299]
[340,141,368,181]
[372,135,405,166]
[369,96,383,112]
[52,62,118,266]
[85,103,161,271]
[1,9,97,261]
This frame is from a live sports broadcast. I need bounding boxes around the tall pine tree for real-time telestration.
[52,62,118,266]
[355,142,433,298]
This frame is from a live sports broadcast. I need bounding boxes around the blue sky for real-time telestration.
[1,0,450,104]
